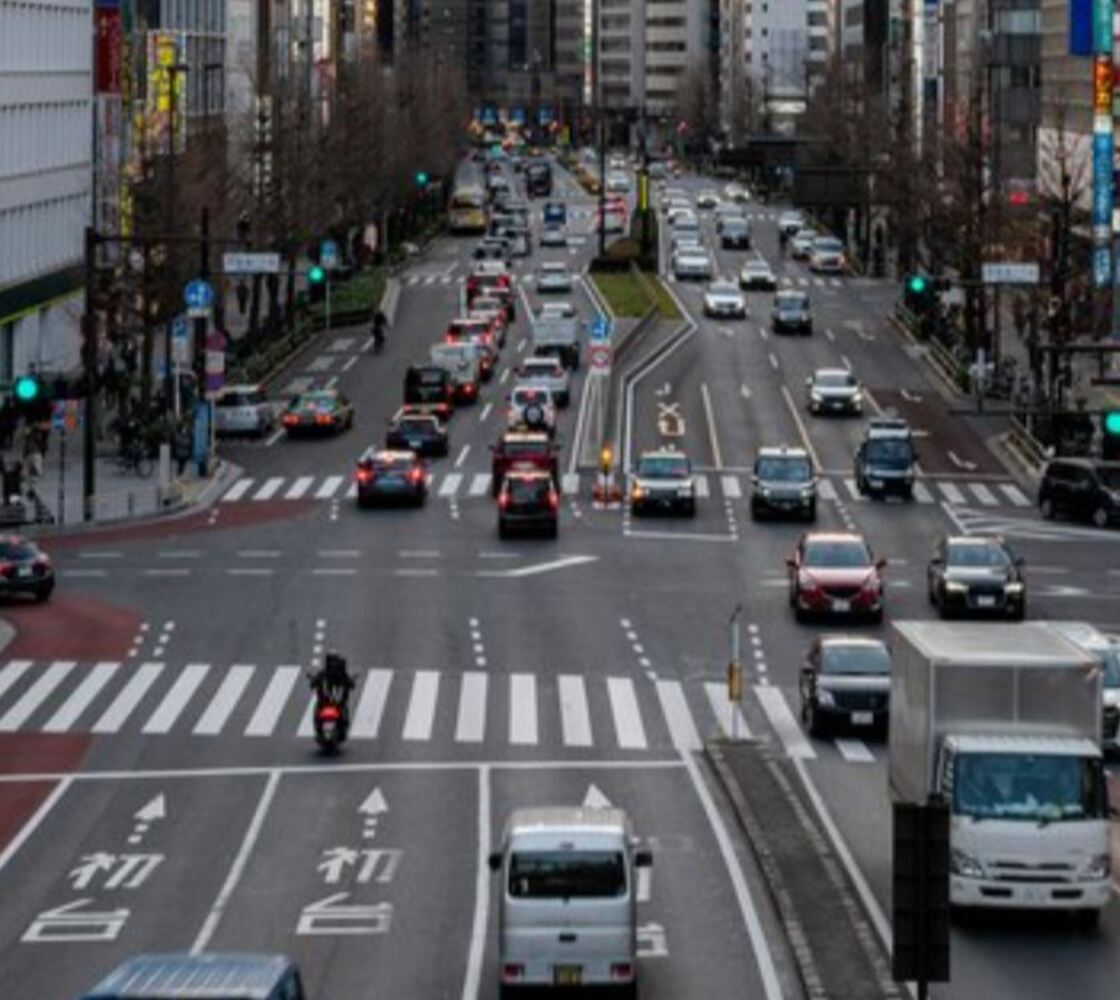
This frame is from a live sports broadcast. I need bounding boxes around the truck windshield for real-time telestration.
[509,851,626,898]
[953,753,1106,823]
[865,439,913,468]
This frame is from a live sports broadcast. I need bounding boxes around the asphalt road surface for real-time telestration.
[1,158,1119,1000]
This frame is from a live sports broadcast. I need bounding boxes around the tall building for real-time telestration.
[0,0,93,380]
[1037,0,1090,207]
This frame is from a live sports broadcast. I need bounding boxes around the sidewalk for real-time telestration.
[23,443,226,528]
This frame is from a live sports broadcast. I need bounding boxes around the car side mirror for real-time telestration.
[634,849,653,869]
[488,851,503,872]
[876,558,888,570]
[786,558,797,570]
[1014,557,1025,568]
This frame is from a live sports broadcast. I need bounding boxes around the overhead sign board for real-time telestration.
[222,251,281,275]
[981,262,1039,285]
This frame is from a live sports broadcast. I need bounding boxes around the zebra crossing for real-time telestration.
[219,468,1033,510]
[0,659,747,752]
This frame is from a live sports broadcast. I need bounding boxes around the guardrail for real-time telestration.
[893,303,968,392]
[1006,415,1051,472]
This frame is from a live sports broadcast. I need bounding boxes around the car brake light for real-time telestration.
[409,467,424,483]
[282,414,298,426]
[317,704,341,721]
[548,491,559,510]
[356,467,374,484]
[610,963,634,981]
[315,413,333,425]
[502,964,524,983]
[497,275,510,287]
[498,492,511,509]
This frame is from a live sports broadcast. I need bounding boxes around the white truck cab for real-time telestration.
[489,807,651,999]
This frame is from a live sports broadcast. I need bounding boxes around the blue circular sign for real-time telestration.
[184,279,214,309]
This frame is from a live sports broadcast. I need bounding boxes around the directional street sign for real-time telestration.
[222,251,281,275]
[171,316,189,364]
[981,262,1040,285]
[320,240,339,270]
[590,316,610,342]
[183,279,214,318]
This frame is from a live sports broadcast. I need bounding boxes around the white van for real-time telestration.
[430,342,482,404]
[489,807,651,999]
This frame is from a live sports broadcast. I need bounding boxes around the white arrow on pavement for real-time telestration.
[583,784,612,810]
[948,450,978,471]
[359,787,389,817]
[900,388,924,403]
[134,794,166,823]
[655,382,672,397]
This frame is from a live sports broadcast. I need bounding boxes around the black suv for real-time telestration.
[771,290,812,335]
[854,417,917,500]
[497,469,559,539]
[1038,458,1120,528]
[403,365,454,419]
[751,447,817,521]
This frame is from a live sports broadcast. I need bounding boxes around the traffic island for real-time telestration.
[706,740,902,1000]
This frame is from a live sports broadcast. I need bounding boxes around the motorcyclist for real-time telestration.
[371,309,387,352]
[309,651,355,728]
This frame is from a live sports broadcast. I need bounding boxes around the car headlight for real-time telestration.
[631,486,644,500]
[1004,582,1025,594]
[760,487,772,498]
[800,486,815,499]
[950,849,986,879]
[816,689,835,707]
[944,581,968,593]
[810,391,824,402]
[678,486,692,498]
[1083,853,1111,880]
[852,389,863,401]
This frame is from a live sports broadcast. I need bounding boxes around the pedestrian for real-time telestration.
[22,433,42,483]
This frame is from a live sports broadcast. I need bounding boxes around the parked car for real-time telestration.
[1038,458,1120,528]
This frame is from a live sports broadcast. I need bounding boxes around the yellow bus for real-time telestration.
[449,185,488,234]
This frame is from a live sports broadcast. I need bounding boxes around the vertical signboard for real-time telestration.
[1091,2,1114,288]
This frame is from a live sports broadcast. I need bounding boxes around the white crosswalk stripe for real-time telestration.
[704,682,751,740]
[402,670,440,741]
[222,478,255,502]
[607,677,647,750]
[284,476,314,500]
[509,673,538,745]
[938,481,966,504]
[912,481,934,504]
[438,472,463,497]
[656,680,702,751]
[720,475,742,500]
[754,685,816,760]
[142,664,209,735]
[194,665,255,735]
[252,476,284,501]
[843,477,862,500]
[1000,483,1031,507]
[817,479,838,501]
[694,474,710,499]
[468,473,491,497]
[246,666,301,736]
[0,659,33,706]
[455,671,488,743]
[92,662,164,734]
[834,738,876,763]
[562,472,580,496]
[0,661,75,731]
[968,482,999,506]
[315,475,345,499]
[43,661,118,732]
[351,669,393,739]
[559,674,593,747]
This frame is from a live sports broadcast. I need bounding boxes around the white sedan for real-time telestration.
[536,262,574,292]
[724,182,750,204]
[673,249,713,281]
[739,259,777,291]
[696,190,720,209]
[703,280,747,319]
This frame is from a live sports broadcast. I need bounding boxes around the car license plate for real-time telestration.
[976,595,996,608]
[833,599,851,613]
[852,711,874,726]
[408,440,422,449]
[16,567,32,579]
[554,966,582,986]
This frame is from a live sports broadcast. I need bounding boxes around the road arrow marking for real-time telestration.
[948,450,978,471]
[900,388,924,403]
[655,382,672,397]
[135,794,166,823]
[740,384,752,400]
[359,787,389,817]
[583,784,612,809]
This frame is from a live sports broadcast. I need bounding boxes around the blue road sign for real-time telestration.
[183,279,213,311]
[590,316,610,341]
[321,240,339,270]
[511,107,525,125]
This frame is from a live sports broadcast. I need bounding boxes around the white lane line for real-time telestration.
[142,664,210,734]
[402,670,440,741]
[284,476,314,500]
[341,354,359,372]
[699,382,724,470]
[455,444,471,469]
[824,328,836,342]
[439,472,463,498]
[91,662,164,734]
[655,680,702,751]
[818,479,838,501]
[315,475,344,499]
[913,481,934,504]
[938,481,965,504]
[780,385,823,473]
[0,776,74,876]
[42,662,118,732]
[479,402,493,422]
[498,368,511,384]
[968,482,999,506]
[264,427,284,447]
[835,738,876,763]
[193,665,255,735]
[562,472,580,496]
[695,474,710,498]
[351,669,393,739]
[345,482,359,499]
[222,478,254,502]
[468,473,491,497]
[191,770,282,954]
[0,660,33,704]
[558,674,593,747]
[459,766,491,1000]
[1000,483,1031,507]
[455,672,488,743]
[509,673,538,745]
[720,474,742,499]
[843,477,862,500]
[245,666,301,737]
[840,354,853,371]
[637,865,652,902]
[252,476,284,501]
[0,661,76,731]
[754,684,816,759]
[608,677,647,750]
[769,352,779,371]
[704,682,751,739]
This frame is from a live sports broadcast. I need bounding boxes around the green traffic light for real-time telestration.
[308,265,326,284]
[907,275,927,295]
[13,375,39,403]
[415,171,429,186]
[1105,411,1120,436]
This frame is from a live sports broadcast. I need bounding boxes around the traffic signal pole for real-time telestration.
[82,225,98,522]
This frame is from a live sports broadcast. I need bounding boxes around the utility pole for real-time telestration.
[593,0,606,258]
[81,226,98,522]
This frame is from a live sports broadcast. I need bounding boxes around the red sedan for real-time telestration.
[787,532,886,623]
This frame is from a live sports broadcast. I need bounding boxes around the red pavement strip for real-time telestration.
[38,498,314,552]
[0,733,90,855]
[2,594,142,662]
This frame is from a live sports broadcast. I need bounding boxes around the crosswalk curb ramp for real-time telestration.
[219,470,1034,509]
[0,659,882,763]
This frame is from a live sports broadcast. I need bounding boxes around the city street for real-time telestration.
[1,158,1119,1000]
